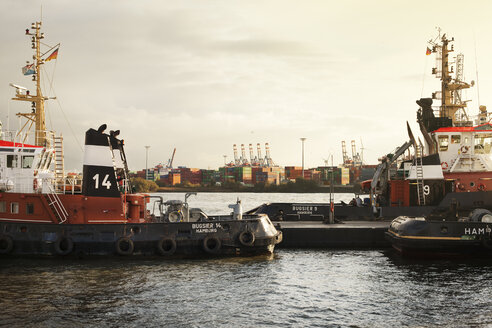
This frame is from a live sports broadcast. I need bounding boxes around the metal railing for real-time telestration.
[45,183,69,224]
[1,129,56,148]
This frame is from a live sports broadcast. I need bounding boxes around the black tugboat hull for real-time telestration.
[248,191,492,222]
[247,202,437,222]
[386,216,492,258]
[0,215,282,258]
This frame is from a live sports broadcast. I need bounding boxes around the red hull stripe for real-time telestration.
[0,140,42,148]
[434,123,492,133]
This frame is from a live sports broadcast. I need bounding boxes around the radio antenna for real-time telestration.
[474,32,481,108]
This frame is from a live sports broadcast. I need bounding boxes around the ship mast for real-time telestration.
[430,32,471,125]
[11,21,48,146]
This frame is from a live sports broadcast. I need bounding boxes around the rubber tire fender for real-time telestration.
[238,230,255,247]
[469,209,492,222]
[0,234,14,254]
[116,237,134,256]
[54,236,74,256]
[202,235,221,254]
[157,237,177,256]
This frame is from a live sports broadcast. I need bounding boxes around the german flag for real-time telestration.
[45,48,59,61]
[426,47,432,56]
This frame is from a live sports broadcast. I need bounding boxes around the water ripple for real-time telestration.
[1,249,492,327]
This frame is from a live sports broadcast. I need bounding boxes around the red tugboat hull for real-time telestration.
[0,21,282,259]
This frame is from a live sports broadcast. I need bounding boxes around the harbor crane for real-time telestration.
[167,148,176,168]
[265,143,275,166]
[240,144,249,165]
[257,143,264,166]
[233,144,240,166]
[228,142,277,167]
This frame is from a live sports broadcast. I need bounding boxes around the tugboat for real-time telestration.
[249,31,492,231]
[385,31,492,257]
[0,20,281,258]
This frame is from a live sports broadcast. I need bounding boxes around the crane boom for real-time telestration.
[167,148,176,168]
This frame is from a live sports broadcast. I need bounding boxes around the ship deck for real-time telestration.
[275,221,391,248]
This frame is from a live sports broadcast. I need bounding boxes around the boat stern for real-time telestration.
[237,214,282,254]
[386,215,492,257]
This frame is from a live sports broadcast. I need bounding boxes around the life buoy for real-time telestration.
[54,236,74,255]
[168,211,183,222]
[238,230,255,247]
[202,235,221,254]
[0,234,14,254]
[441,162,448,170]
[478,183,486,192]
[33,178,38,191]
[460,145,469,153]
[157,237,177,256]
[115,237,134,256]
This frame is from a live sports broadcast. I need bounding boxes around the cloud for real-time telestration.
[2,0,492,172]
[209,38,315,56]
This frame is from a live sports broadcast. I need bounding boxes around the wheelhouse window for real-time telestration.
[22,155,34,169]
[7,155,18,168]
[10,202,19,214]
[438,135,449,151]
[0,201,6,213]
[26,203,34,215]
[474,133,492,154]
[451,135,461,144]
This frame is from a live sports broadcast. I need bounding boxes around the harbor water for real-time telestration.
[1,193,491,327]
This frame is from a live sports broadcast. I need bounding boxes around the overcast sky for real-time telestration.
[1,0,492,172]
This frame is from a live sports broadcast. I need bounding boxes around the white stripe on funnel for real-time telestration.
[83,145,115,167]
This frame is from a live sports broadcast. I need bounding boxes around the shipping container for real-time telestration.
[168,173,181,185]
[341,167,350,185]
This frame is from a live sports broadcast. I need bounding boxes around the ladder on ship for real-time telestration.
[415,145,425,206]
[107,135,131,193]
[119,144,132,193]
[44,185,68,223]
[53,135,65,187]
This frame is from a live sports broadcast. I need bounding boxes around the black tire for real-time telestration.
[238,231,255,247]
[116,237,134,256]
[469,209,492,222]
[0,235,13,254]
[54,236,74,256]
[157,237,177,256]
[202,235,221,254]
